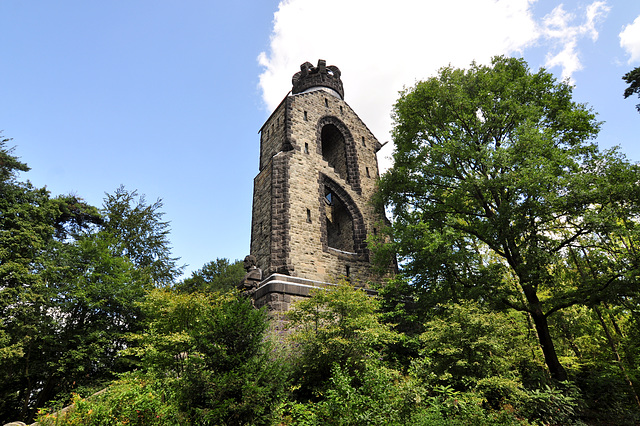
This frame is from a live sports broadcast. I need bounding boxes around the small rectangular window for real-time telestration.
[366,167,370,178]
[304,143,309,154]
[304,111,308,121]
[307,208,311,223]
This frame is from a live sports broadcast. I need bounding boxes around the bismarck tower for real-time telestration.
[250,60,390,311]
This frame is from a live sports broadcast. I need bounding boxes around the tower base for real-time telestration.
[253,273,376,312]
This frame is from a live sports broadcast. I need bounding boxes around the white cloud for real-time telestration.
[620,15,640,64]
[541,1,609,80]
[257,0,608,170]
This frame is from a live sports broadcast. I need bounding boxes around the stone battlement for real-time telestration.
[292,59,344,99]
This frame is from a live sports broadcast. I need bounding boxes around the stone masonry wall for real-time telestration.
[250,162,272,274]
[285,90,385,285]
[259,100,287,171]
[252,87,388,288]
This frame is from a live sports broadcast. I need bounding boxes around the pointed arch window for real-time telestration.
[321,124,348,181]
[320,174,368,259]
[317,116,362,195]
[324,186,355,252]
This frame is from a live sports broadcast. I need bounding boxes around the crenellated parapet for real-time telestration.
[292,59,344,99]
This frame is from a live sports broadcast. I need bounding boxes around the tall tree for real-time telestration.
[101,185,182,285]
[0,139,182,422]
[376,56,640,381]
[623,66,640,113]
[0,138,103,422]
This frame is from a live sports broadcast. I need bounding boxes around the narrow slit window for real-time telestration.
[325,98,328,107]
[304,111,308,121]
[304,143,309,154]
[362,136,366,147]
[306,208,311,223]
[366,167,370,178]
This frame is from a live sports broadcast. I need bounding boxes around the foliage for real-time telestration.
[520,382,582,425]
[0,138,182,423]
[277,367,527,426]
[37,373,184,426]
[101,185,182,285]
[39,289,288,426]
[623,66,640,113]
[127,288,288,425]
[177,257,245,293]
[376,55,640,381]
[412,301,544,390]
[315,362,421,425]
[286,280,398,398]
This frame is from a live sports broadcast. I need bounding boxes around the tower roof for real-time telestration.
[291,59,344,99]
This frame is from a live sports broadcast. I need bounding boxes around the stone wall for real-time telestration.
[251,75,390,295]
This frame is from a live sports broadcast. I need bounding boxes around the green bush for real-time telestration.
[519,382,582,425]
[286,281,398,398]
[410,387,525,426]
[313,362,411,425]
[37,373,183,425]
[475,376,526,410]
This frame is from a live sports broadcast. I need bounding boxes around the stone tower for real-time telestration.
[250,60,388,311]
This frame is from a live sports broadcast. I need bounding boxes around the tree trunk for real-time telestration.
[522,285,567,381]
[594,305,640,408]
[530,308,568,381]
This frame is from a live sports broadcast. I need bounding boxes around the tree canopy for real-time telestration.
[0,138,182,423]
[177,257,245,293]
[623,66,640,113]
[376,56,640,381]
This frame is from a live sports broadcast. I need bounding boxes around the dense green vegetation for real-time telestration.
[2,56,640,424]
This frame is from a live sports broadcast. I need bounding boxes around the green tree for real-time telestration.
[101,185,182,286]
[0,139,182,423]
[413,301,544,389]
[623,66,640,113]
[1,139,65,420]
[0,138,106,422]
[128,289,287,424]
[286,281,398,398]
[177,258,245,293]
[376,56,640,381]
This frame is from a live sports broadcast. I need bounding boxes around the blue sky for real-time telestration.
[2,1,639,279]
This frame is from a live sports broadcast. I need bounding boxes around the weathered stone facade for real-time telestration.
[250,60,390,311]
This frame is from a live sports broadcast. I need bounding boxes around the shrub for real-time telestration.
[36,373,183,425]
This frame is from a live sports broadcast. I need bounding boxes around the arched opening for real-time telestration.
[321,124,348,181]
[324,186,355,252]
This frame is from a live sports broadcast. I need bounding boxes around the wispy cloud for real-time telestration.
[540,1,609,80]
[620,15,640,63]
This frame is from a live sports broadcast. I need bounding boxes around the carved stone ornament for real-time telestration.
[238,255,262,298]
